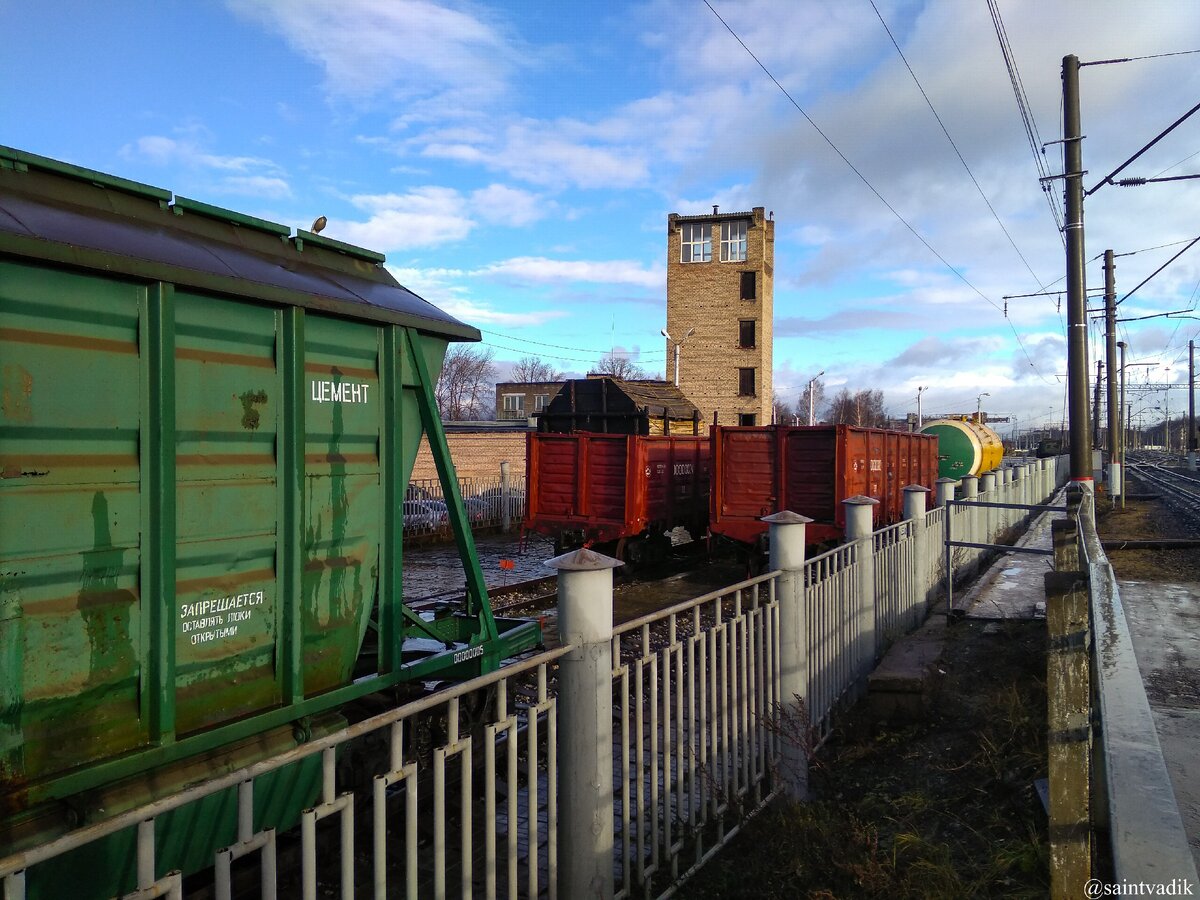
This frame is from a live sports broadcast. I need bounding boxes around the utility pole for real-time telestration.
[807,370,824,426]
[1104,250,1120,496]
[1118,341,1127,506]
[1063,55,1093,484]
[1190,339,1196,470]
[1092,359,1103,449]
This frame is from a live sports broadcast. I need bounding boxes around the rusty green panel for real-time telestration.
[0,259,146,788]
[173,291,282,733]
[302,313,383,696]
[398,331,448,481]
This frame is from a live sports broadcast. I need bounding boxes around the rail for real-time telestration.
[1045,486,1199,896]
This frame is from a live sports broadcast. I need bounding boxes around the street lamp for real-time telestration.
[807,370,825,425]
[976,392,990,424]
[660,327,695,388]
[916,385,927,429]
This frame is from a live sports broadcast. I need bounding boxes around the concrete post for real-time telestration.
[935,477,957,509]
[500,460,512,532]
[1012,465,1025,529]
[980,473,997,543]
[549,547,620,900]
[764,510,812,802]
[960,475,979,548]
[1001,468,1013,533]
[843,495,879,678]
[903,485,930,621]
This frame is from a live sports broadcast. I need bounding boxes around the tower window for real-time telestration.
[721,220,748,261]
[681,223,711,263]
[738,319,756,349]
[739,413,757,426]
[738,367,756,397]
[740,271,756,300]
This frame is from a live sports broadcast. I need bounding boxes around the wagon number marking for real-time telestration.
[454,645,484,664]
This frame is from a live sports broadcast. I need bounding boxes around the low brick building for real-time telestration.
[410,422,532,483]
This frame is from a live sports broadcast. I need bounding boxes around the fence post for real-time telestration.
[935,477,956,509]
[1045,567,1092,898]
[550,547,620,900]
[959,475,980,574]
[843,495,879,678]
[903,485,930,620]
[500,460,512,533]
[1012,465,1025,528]
[979,472,997,543]
[764,510,813,802]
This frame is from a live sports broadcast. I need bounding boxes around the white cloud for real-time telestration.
[225,0,522,104]
[478,257,664,289]
[334,187,473,250]
[470,184,546,226]
[120,134,292,200]
[218,175,293,199]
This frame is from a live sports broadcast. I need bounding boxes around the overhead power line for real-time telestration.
[870,0,1049,294]
[702,0,1049,381]
[987,0,1065,238]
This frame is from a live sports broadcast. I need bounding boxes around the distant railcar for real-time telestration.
[525,431,710,562]
[920,417,1004,478]
[709,424,940,548]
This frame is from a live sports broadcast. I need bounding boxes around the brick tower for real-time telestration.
[665,206,774,426]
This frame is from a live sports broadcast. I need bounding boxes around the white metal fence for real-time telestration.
[405,474,527,536]
[1,458,1068,899]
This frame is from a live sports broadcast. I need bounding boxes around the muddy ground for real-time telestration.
[684,479,1198,899]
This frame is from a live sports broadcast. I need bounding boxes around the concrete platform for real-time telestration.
[953,495,1061,621]
[869,491,1063,721]
[1119,579,1200,869]
[867,615,946,723]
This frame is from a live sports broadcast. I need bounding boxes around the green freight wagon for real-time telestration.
[0,146,540,897]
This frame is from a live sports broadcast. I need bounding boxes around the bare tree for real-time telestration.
[773,393,796,425]
[510,355,564,383]
[436,344,497,420]
[798,378,827,425]
[593,352,646,380]
[825,388,888,428]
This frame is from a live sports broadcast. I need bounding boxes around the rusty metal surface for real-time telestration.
[711,424,939,546]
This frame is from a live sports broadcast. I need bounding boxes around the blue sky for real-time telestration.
[5,0,1200,438]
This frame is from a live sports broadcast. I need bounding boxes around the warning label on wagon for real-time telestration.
[179,591,265,644]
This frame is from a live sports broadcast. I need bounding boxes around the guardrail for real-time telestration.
[1046,486,1199,897]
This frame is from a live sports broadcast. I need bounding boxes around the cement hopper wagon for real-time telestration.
[0,146,540,898]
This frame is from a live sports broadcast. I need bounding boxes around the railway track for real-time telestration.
[1126,454,1200,532]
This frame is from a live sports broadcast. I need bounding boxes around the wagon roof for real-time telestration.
[0,146,479,340]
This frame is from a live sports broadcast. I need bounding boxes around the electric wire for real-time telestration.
[987,0,1066,238]
[702,0,1050,381]
[871,0,1049,293]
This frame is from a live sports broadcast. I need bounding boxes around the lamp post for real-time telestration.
[976,392,990,424]
[916,385,927,430]
[660,327,695,388]
[806,370,825,425]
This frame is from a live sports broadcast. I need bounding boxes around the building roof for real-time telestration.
[540,377,701,434]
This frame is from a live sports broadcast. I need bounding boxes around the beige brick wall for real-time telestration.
[666,206,774,427]
[410,431,528,482]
